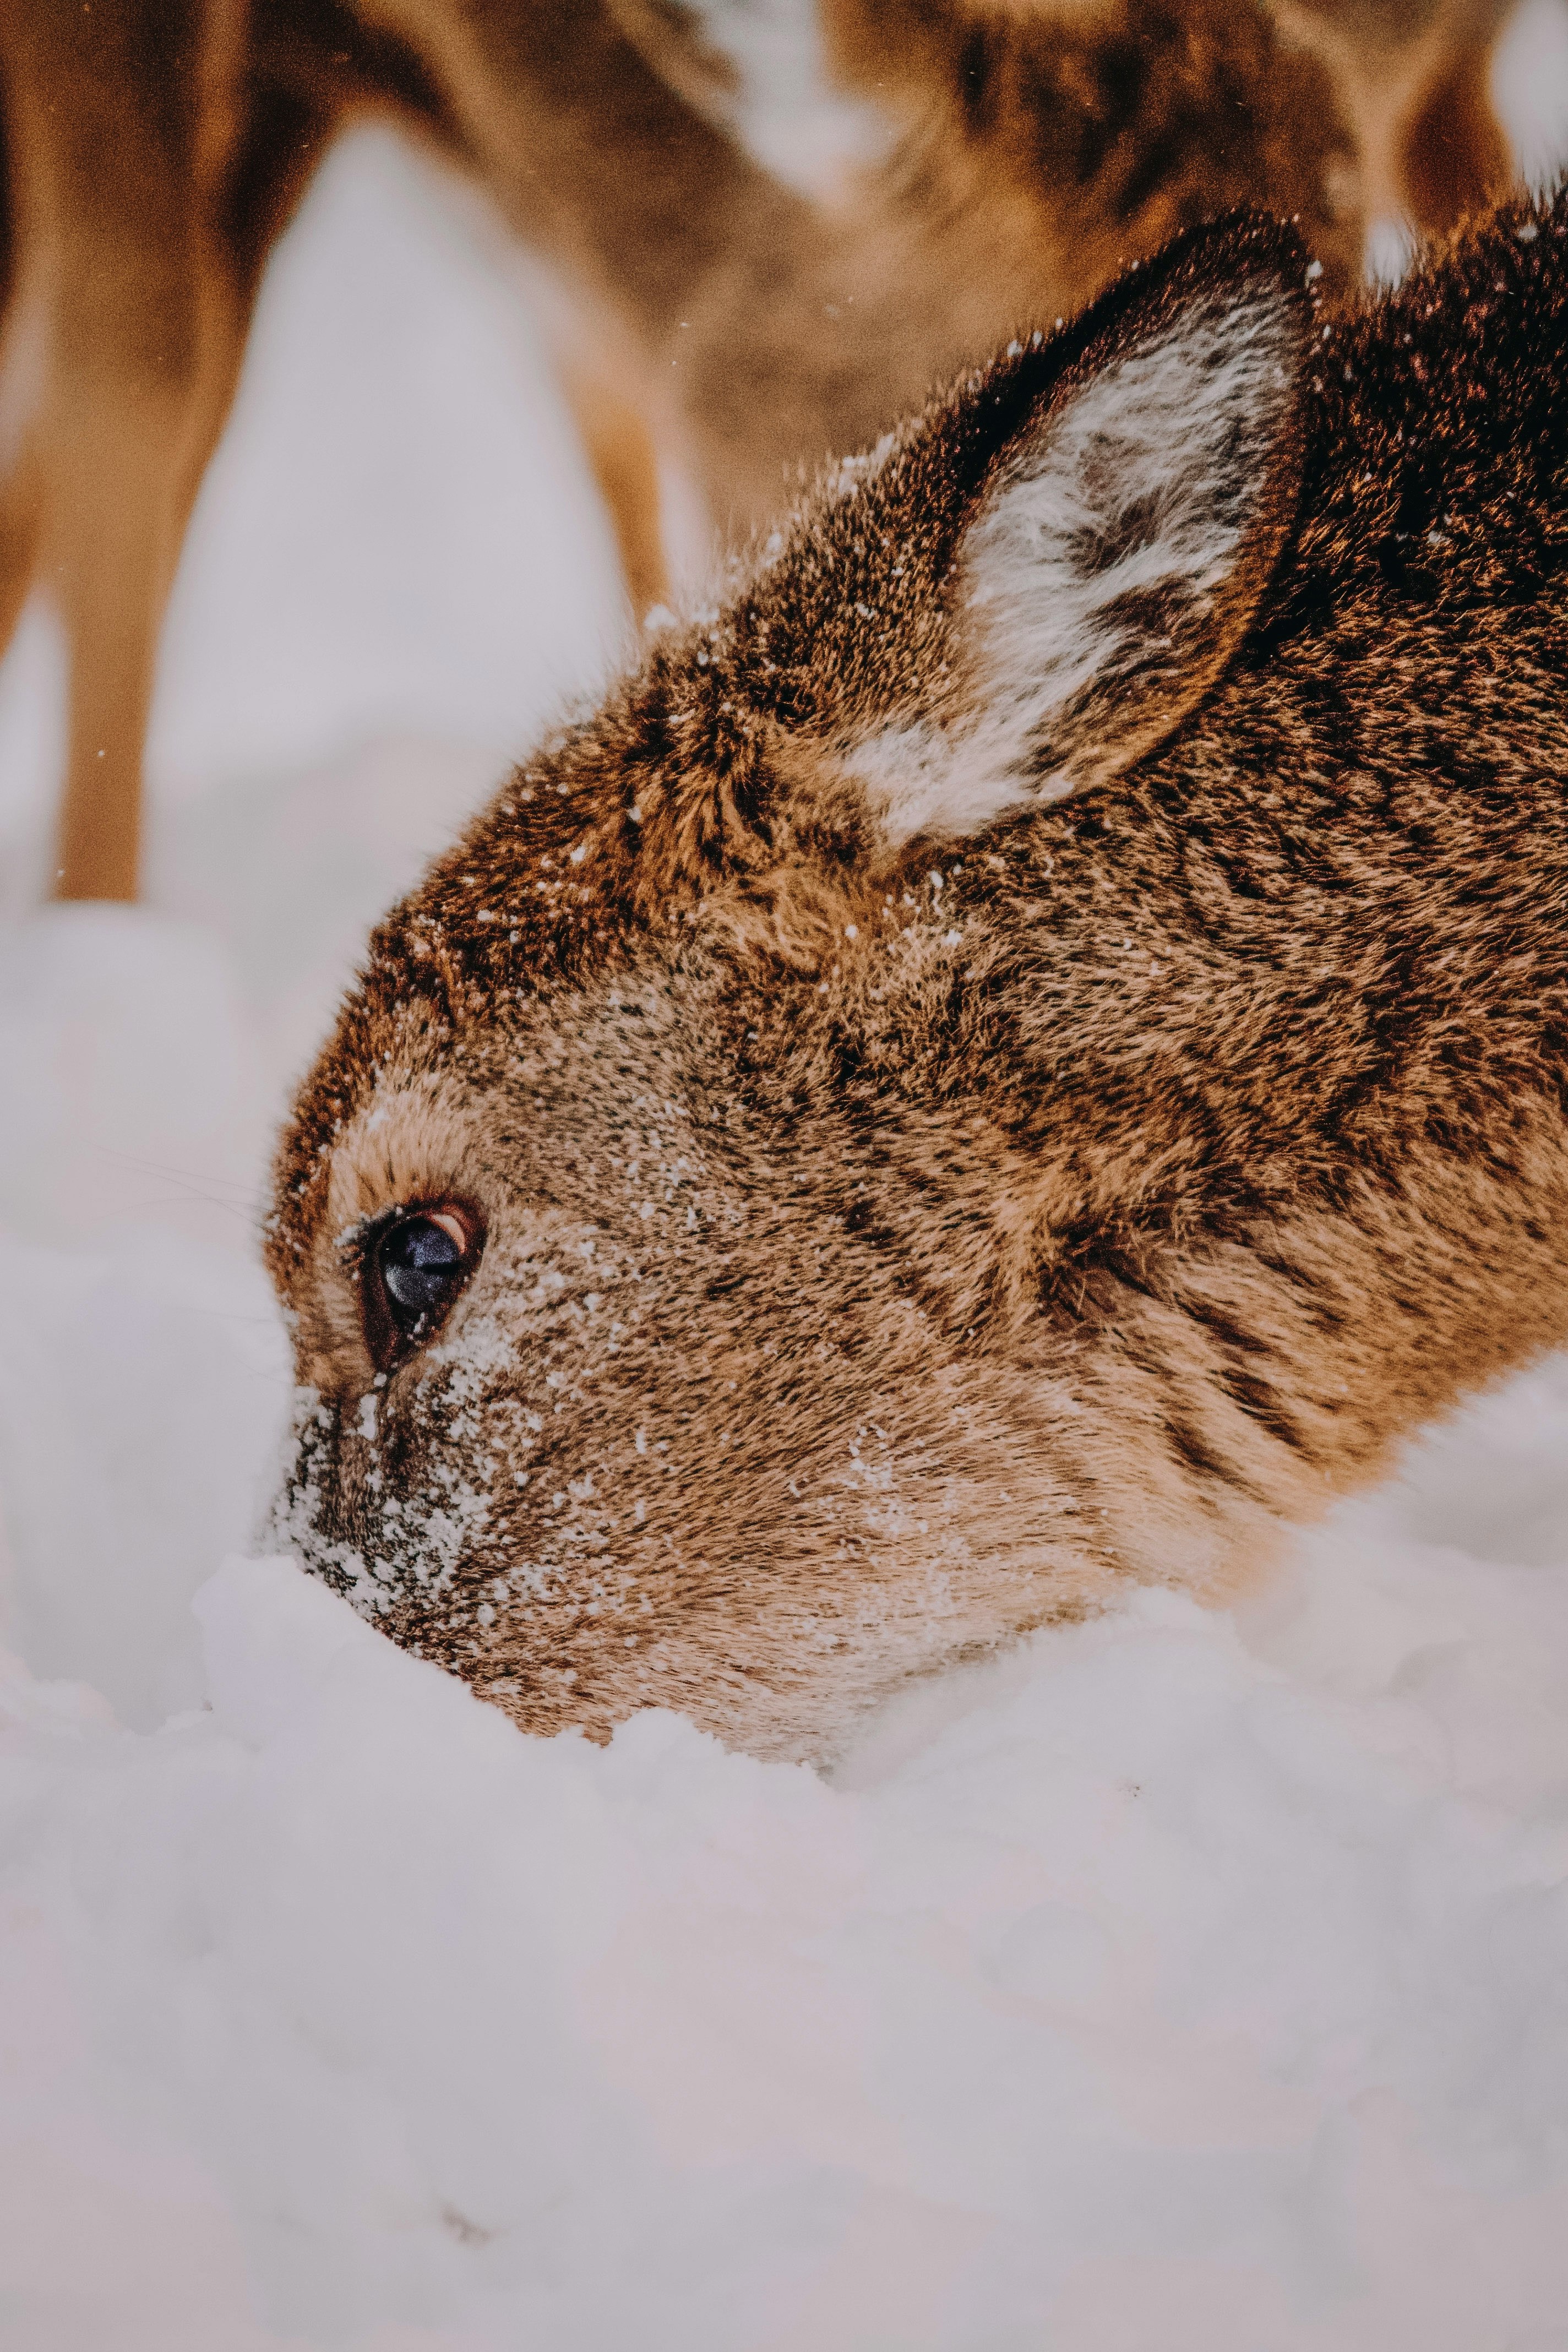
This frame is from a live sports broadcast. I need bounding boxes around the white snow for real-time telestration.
[3,63,1568,2352]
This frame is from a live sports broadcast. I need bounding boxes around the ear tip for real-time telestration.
[1020,209,1313,401]
[1172,207,1316,305]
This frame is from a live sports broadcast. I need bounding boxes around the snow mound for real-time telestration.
[4,1388,1568,2349]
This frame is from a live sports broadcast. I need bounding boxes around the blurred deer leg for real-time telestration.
[41,271,248,901]
[42,393,175,899]
[0,437,40,663]
[565,367,670,617]
[0,0,251,901]
[1396,40,1511,233]
[0,228,48,673]
[41,45,341,901]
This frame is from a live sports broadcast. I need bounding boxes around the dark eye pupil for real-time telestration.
[380,1217,465,1330]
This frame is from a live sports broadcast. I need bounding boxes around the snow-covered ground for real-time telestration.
[4,29,1568,2343]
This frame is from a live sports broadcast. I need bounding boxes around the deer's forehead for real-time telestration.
[303,986,728,1239]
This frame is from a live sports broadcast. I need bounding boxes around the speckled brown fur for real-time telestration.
[269,195,1568,1760]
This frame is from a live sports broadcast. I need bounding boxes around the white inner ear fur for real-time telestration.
[851,285,1297,848]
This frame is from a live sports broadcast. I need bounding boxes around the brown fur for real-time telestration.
[1,0,1493,902]
[268,195,1568,1761]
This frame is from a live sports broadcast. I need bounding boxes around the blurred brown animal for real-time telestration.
[268,193,1568,1761]
[1273,0,1515,235]
[0,0,1513,901]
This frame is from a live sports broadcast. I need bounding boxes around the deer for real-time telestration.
[0,0,1516,902]
[265,188,1568,1761]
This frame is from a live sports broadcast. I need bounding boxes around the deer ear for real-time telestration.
[846,216,1311,847]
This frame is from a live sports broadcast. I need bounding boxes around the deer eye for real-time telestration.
[363,1205,483,1368]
